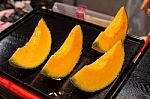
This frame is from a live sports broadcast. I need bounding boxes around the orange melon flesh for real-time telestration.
[71,40,124,92]
[41,25,83,79]
[9,18,52,69]
[92,7,128,53]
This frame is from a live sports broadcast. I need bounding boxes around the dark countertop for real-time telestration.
[116,44,150,99]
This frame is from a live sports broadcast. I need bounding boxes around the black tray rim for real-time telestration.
[0,8,105,40]
[105,42,149,99]
[0,71,50,98]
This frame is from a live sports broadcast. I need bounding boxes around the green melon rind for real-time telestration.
[70,59,125,92]
[92,41,106,53]
[70,67,121,92]
[8,48,51,69]
[41,25,83,79]
[70,42,125,92]
[41,51,82,79]
[8,19,52,69]
[92,8,128,53]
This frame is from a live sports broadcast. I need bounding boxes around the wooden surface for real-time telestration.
[116,45,150,99]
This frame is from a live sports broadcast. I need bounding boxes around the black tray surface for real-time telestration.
[0,9,144,99]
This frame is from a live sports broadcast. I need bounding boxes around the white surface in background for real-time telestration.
[52,2,114,27]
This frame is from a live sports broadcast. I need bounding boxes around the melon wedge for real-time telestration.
[92,7,128,53]
[41,25,83,79]
[70,40,124,92]
[9,18,52,69]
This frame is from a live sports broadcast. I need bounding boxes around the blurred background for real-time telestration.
[1,0,150,37]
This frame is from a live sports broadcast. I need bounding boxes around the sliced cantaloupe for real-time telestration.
[9,18,52,69]
[41,25,83,79]
[92,7,128,53]
[70,40,124,92]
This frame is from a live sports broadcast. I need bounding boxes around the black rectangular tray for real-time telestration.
[0,9,144,99]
